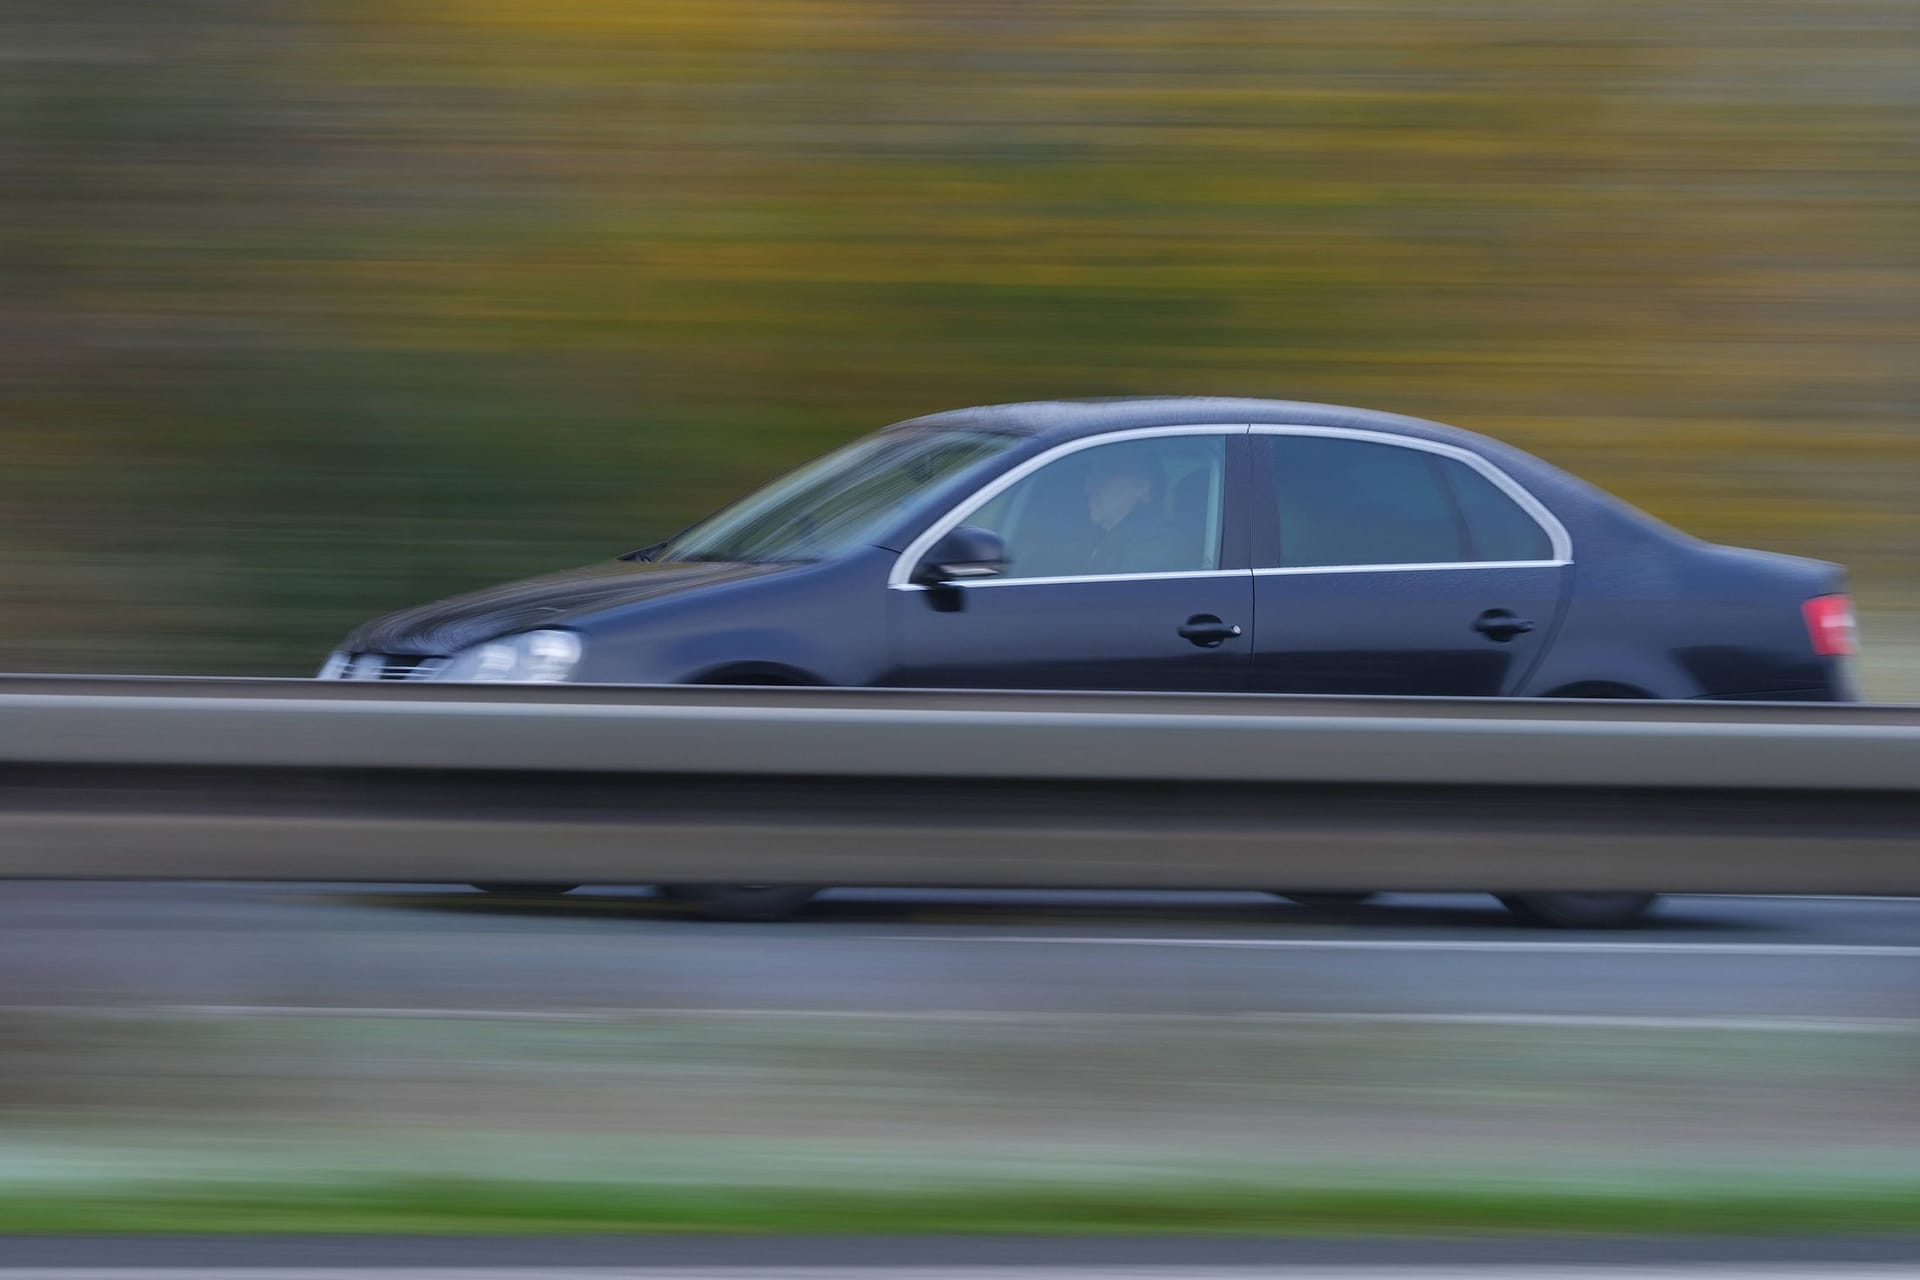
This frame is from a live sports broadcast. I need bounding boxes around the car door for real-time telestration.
[884,428,1253,692]
[1250,429,1572,696]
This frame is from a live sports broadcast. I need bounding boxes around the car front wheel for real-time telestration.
[657,884,821,922]
[1497,892,1657,929]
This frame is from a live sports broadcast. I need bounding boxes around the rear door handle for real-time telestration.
[1472,609,1535,642]
[1178,614,1243,648]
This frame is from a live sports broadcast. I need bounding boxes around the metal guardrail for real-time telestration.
[0,676,1915,893]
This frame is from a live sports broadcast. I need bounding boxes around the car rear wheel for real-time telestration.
[657,883,820,922]
[1271,892,1377,908]
[471,883,580,897]
[1507,687,1665,931]
[1497,892,1657,929]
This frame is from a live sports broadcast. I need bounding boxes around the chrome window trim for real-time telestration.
[887,424,1249,590]
[1250,424,1572,568]
[1254,560,1566,577]
[956,568,1249,590]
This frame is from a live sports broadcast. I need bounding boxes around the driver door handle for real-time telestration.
[1472,608,1535,642]
[1178,614,1243,648]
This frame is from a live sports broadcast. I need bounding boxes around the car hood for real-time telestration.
[340,560,791,655]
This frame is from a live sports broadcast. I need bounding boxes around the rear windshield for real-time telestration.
[660,428,1021,564]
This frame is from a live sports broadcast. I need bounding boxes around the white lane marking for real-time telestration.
[0,1006,1910,1034]
[877,936,1920,957]
[0,1271,1915,1280]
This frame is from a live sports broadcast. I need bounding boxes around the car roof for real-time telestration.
[890,396,1485,448]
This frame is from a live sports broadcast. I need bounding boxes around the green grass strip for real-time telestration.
[8,1179,1920,1235]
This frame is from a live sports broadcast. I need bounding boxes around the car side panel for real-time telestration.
[1516,543,1850,700]
[569,553,895,687]
[1664,545,1853,699]
[1253,566,1571,696]
[882,574,1254,692]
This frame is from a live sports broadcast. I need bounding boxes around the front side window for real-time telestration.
[1264,435,1557,568]
[662,428,1021,564]
[957,434,1227,581]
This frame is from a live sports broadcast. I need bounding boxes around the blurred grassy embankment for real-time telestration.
[4,0,1917,675]
[3,1010,1920,1233]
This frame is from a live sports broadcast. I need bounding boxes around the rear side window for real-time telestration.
[1263,434,1556,568]
[1441,458,1554,562]
[1267,436,1463,567]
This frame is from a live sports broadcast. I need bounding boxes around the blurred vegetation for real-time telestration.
[3,1009,1920,1232]
[4,0,1916,673]
[13,1178,1920,1234]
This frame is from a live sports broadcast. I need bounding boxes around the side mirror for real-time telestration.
[913,525,1008,585]
[619,540,669,563]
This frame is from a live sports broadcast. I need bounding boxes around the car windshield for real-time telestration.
[659,428,1022,564]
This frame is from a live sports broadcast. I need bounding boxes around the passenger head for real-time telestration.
[1084,454,1155,530]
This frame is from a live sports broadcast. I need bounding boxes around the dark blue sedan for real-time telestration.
[323,398,1860,926]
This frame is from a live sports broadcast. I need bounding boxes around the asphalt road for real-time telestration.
[0,884,1915,1024]
[3,1235,1920,1272]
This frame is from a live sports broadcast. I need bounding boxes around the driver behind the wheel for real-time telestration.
[1082,454,1182,575]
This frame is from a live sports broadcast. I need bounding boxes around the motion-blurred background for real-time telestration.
[6,0,1917,680]
[5,4,1920,1245]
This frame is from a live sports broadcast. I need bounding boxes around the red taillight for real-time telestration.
[1803,594,1857,657]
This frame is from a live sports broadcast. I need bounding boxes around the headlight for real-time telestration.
[436,629,583,683]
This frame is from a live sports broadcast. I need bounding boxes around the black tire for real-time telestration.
[657,883,820,922]
[673,674,833,922]
[1271,892,1377,907]
[1497,892,1657,929]
[470,883,580,896]
[1507,690,1663,932]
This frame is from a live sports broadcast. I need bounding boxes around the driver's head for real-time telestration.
[1085,455,1155,530]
